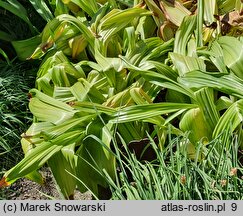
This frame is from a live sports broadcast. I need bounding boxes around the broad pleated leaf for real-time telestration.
[170,52,206,76]
[110,103,198,123]
[179,107,211,144]
[209,36,243,79]
[178,71,243,99]
[0,131,84,186]
[174,15,196,55]
[195,87,220,132]
[213,99,243,139]
[48,143,77,199]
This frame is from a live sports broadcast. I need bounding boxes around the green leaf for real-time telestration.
[29,0,54,22]
[159,0,191,26]
[196,0,204,47]
[110,103,198,123]
[76,118,116,199]
[209,36,243,79]
[138,70,196,100]
[195,88,220,132]
[48,143,77,199]
[179,108,211,144]
[11,35,42,60]
[73,101,116,115]
[57,14,95,48]
[203,0,217,25]
[170,52,206,76]
[3,130,84,184]
[213,99,243,139]
[70,80,105,103]
[0,0,38,34]
[0,30,15,42]
[25,170,44,185]
[29,89,75,124]
[98,8,152,42]
[21,122,54,155]
[178,71,243,99]
[218,0,236,13]
[0,48,10,65]
[174,15,197,55]
[71,0,99,17]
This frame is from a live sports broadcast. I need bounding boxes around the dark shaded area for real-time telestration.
[0,0,47,59]
[0,61,37,171]
[127,138,157,162]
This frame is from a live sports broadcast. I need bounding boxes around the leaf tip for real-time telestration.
[0,177,10,188]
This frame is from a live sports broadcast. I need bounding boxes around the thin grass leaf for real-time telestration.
[0,48,10,65]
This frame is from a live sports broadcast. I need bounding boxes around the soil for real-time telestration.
[2,167,92,200]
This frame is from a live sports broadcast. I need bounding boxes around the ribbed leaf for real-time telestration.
[196,0,203,47]
[48,143,77,199]
[57,14,95,46]
[213,99,243,138]
[21,122,54,155]
[159,0,191,26]
[170,52,206,76]
[76,119,116,199]
[110,103,198,123]
[195,88,220,132]
[218,0,236,13]
[70,80,105,103]
[178,71,243,99]
[71,0,98,17]
[138,70,196,100]
[98,8,152,42]
[144,0,166,27]
[40,116,91,140]
[1,130,84,185]
[53,87,75,102]
[179,107,211,144]
[29,89,75,124]
[11,35,42,60]
[209,36,243,79]
[72,104,114,118]
[203,0,217,25]
[174,15,197,55]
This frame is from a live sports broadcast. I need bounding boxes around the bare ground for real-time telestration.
[2,167,92,200]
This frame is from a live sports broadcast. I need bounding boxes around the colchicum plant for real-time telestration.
[0,0,243,199]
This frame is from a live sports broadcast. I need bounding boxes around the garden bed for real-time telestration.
[3,167,92,200]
